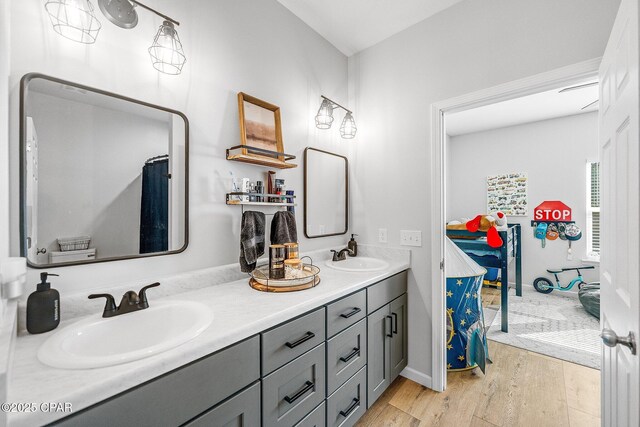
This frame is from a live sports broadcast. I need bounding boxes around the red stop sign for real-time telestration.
[534,201,572,221]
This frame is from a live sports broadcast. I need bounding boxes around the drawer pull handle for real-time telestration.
[285,331,315,348]
[339,398,360,417]
[284,380,314,404]
[339,347,361,363]
[340,307,361,318]
[392,312,398,335]
[386,315,393,338]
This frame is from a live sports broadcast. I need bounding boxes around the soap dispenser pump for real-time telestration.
[27,272,60,334]
[348,234,358,257]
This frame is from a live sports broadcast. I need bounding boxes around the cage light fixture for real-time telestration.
[340,112,357,139]
[149,21,186,75]
[315,96,357,139]
[44,0,186,75]
[44,0,102,44]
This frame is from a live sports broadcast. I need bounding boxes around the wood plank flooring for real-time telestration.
[356,287,601,427]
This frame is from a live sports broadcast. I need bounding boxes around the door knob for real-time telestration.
[601,329,637,355]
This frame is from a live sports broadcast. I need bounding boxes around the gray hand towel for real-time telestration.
[270,211,298,245]
[239,211,265,272]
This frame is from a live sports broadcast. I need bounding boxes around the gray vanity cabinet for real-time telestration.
[326,366,367,427]
[49,270,409,427]
[262,344,326,427]
[184,382,260,427]
[389,294,408,379]
[366,271,408,408]
[51,336,260,427]
[366,304,392,406]
[295,402,326,426]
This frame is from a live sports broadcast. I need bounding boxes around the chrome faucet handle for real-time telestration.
[88,293,117,317]
[138,282,161,308]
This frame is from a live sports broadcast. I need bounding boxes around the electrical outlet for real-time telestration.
[378,228,388,243]
[400,230,422,247]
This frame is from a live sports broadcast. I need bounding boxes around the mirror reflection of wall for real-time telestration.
[22,75,188,267]
[304,147,348,238]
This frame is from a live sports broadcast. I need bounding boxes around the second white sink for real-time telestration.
[325,257,390,272]
[38,300,213,370]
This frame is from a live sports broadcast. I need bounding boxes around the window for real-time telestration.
[586,162,600,258]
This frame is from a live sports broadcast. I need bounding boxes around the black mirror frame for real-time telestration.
[19,73,190,268]
[303,147,349,239]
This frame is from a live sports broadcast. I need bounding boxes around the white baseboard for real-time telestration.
[399,367,432,389]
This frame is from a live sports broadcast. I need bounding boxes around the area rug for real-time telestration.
[486,286,601,369]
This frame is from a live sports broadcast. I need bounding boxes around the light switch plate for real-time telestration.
[400,230,422,247]
[378,228,387,243]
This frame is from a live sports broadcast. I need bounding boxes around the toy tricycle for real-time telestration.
[533,266,595,294]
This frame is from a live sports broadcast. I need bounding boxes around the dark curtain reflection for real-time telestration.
[140,158,169,253]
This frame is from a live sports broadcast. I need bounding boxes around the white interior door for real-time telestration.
[599,0,640,425]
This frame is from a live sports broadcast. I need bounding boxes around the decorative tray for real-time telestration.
[249,257,320,293]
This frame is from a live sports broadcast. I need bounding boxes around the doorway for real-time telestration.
[429,58,602,392]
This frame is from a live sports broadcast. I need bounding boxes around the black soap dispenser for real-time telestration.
[348,234,358,256]
[27,272,61,334]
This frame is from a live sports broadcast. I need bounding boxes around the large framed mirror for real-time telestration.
[304,147,348,238]
[20,73,189,267]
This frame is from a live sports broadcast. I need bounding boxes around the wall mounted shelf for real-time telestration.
[226,192,296,207]
[226,145,297,169]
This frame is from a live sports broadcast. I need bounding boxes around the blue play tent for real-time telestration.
[446,237,490,372]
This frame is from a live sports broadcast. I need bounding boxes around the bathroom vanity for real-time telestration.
[7,248,410,427]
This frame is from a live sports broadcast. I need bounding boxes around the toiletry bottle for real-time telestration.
[267,171,276,202]
[286,190,295,213]
[256,181,264,202]
[348,234,358,256]
[27,272,61,334]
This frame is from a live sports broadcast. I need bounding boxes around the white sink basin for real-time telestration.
[325,257,390,272]
[38,300,213,369]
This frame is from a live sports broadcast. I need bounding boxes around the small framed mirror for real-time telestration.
[304,147,348,238]
[20,73,189,267]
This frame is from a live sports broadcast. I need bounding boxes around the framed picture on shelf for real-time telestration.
[237,92,284,161]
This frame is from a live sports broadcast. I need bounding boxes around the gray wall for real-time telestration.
[7,0,351,293]
[448,112,600,286]
[349,0,619,382]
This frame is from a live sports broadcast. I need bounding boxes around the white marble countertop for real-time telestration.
[6,246,410,426]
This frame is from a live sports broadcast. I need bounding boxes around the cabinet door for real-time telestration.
[389,294,408,379]
[367,305,391,407]
[185,382,260,427]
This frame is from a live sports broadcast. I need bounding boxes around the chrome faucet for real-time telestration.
[88,282,160,318]
[331,248,354,262]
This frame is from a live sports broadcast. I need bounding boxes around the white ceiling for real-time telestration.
[446,82,599,136]
[277,0,465,56]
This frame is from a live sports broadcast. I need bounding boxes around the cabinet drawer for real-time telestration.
[52,336,260,427]
[367,271,407,314]
[294,402,326,427]
[184,382,260,427]
[326,290,366,337]
[327,319,367,395]
[262,308,326,375]
[327,366,367,427]
[262,344,326,427]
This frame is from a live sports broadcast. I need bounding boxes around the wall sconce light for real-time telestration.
[148,21,187,75]
[44,0,186,75]
[314,96,357,139]
[44,0,102,44]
